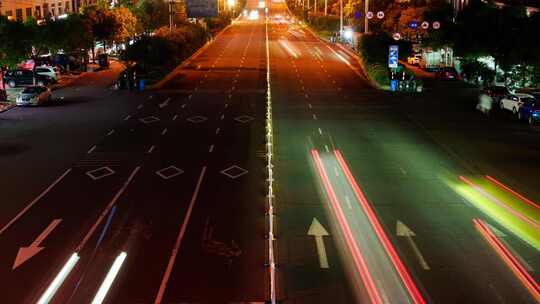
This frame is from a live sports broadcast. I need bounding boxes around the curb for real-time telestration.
[0,102,15,113]
[147,21,236,90]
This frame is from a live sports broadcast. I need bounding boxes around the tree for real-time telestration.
[0,16,34,67]
[135,0,169,33]
[82,5,120,50]
[111,7,139,43]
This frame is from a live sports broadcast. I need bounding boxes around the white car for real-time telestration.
[35,66,58,81]
[499,93,535,114]
[16,86,52,106]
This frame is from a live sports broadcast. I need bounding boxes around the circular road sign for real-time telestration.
[421,21,429,30]
[392,32,401,41]
[354,11,362,19]
[377,11,385,19]
[366,11,374,19]
[409,20,418,29]
[433,21,441,29]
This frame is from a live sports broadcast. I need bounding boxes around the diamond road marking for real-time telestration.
[139,116,160,124]
[156,166,184,180]
[220,165,248,179]
[187,116,208,123]
[86,166,115,180]
[234,115,255,123]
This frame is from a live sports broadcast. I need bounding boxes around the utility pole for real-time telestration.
[340,0,343,38]
[169,0,174,31]
[364,0,368,33]
[324,0,327,15]
[314,0,317,14]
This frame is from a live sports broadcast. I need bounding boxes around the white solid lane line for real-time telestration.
[154,166,207,304]
[0,169,72,236]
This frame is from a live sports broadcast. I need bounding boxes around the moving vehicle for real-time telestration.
[517,99,540,125]
[436,67,460,80]
[407,53,421,65]
[482,86,509,103]
[35,66,59,81]
[499,93,534,114]
[15,86,52,106]
[3,70,54,88]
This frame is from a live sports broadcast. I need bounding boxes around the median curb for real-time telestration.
[147,21,236,90]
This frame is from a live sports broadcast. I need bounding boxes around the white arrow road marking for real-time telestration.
[159,97,171,108]
[308,218,330,269]
[13,219,62,269]
[396,221,430,270]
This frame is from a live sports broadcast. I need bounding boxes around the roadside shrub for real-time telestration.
[205,16,231,32]
[121,36,175,66]
[308,15,340,32]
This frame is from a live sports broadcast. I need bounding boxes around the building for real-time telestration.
[0,0,97,21]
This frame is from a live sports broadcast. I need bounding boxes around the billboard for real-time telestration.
[186,0,218,18]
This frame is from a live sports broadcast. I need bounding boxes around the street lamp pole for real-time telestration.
[324,0,327,15]
[340,0,343,38]
[364,0,369,33]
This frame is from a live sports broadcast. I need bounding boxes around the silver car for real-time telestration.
[16,86,52,106]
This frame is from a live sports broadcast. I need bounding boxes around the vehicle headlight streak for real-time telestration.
[91,251,127,304]
[37,253,80,304]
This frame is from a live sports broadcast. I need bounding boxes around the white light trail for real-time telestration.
[37,253,80,304]
[91,252,127,304]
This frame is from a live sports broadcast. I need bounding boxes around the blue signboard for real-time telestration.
[409,21,418,29]
[354,11,362,19]
[186,0,218,17]
[388,45,399,68]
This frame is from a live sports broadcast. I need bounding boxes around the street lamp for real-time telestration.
[227,0,236,15]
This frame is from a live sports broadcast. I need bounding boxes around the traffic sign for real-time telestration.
[388,45,399,68]
[409,20,418,29]
[366,11,374,19]
[433,21,441,29]
[392,32,401,41]
[377,11,384,19]
[421,21,429,29]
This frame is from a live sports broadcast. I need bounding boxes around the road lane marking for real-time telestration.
[87,145,97,154]
[13,218,63,269]
[344,195,352,209]
[123,115,131,121]
[148,145,155,154]
[396,221,430,270]
[161,128,168,136]
[313,114,318,120]
[221,114,225,120]
[106,130,114,136]
[37,253,79,304]
[154,166,207,304]
[225,103,228,108]
[91,252,127,304]
[76,167,140,252]
[137,104,143,110]
[0,168,72,236]
[334,166,339,176]
[318,128,322,135]
[172,114,178,121]
[400,168,407,175]
[216,127,221,134]
[307,218,330,269]
[308,103,312,109]
[209,145,214,153]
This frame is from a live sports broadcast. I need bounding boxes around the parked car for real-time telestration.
[482,86,509,103]
[517,99,540,125]
[15,86,52,106]
[3,70,54,88]
[436,67,460,80]
[35,66,58,81]
[500,93,535,114]
[407,53,421,65]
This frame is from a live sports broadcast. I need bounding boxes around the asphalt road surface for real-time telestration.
[1,1,540,304]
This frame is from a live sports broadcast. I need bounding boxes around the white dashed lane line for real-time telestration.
[209,145,214,153]
[87,145,96,154]
[172,114,178,121]
[123,115,131,121]
[161,128,168,136]
[107,130,114,136]
[215,128,220,134]
[148,145,155,153]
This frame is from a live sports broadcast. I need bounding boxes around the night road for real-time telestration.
[1,0,540,304]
